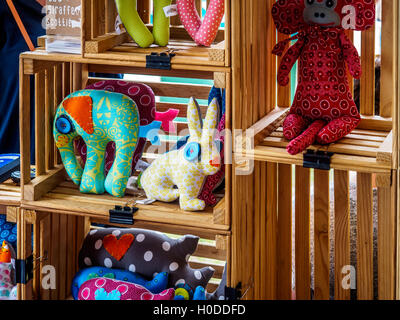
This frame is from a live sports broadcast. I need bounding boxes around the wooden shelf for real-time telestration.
[0,180,20,207]
[31,39,229,74]
[238,107,394,173]
[21,181,229,233]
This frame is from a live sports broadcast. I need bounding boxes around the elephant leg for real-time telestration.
[105,141,136,197]
[80,143,107,194]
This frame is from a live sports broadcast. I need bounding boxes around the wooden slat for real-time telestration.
[45,67,55,171]
[277,164,292,300]
[377,182,396,299]
[40,214,51,300]
[19,61,31,188]
[380,0,396,118]
[334,170,350,300]
[105,0,117,33]
[295,166,311,300]
[58,214,68,299]
[314,170,330,300]
[35,71,46,175]
[90,0,99,39]
[66,215,77,298]
[360,25,376,116]
[356,172,374,300]
[50,213,60,300]
[266,162,278,299]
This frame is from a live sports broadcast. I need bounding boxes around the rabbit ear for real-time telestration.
[202,98,219,134]
[187,97,203,138]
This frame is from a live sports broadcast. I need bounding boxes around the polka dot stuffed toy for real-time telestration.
[272,0,375,155]
[0,241,17,300]
[140,97,221,211]
[78,228,215,295]
[177,0,225,46]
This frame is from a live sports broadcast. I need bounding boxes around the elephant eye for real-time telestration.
[183,142,201,162]
[56,116,74,134]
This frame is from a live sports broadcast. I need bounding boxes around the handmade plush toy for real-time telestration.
[71,266,169,300]
[78,228,215,292]
[177,0,225,46]
[53,89,161,197]
[78,278,175,301]
[115,0,172,48]
[174,284,206,300]
[74,80,179,177]
[0,241,16,300]
[272,0,375,155]
[141,97,221,211]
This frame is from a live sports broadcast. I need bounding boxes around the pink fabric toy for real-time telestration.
[177,0,225,46]
[78,277,175,301]
[74,80,178,176]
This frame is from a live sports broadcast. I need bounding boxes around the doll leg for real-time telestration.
[283,114,309,140]
[286,120,326,155]
[315,116,361,145]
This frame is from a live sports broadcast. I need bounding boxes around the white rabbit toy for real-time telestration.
[141,97,221,211]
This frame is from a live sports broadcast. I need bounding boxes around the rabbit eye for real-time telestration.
[56,115,74,134]
[184,142,201,162]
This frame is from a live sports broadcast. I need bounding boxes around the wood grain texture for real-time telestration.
[377,181,396,299]
[277,164,292,300]
[334,170,350,300]
[295,166,311,300]
[360,25,376,116]
[356,172,374,300]
[314,170,330,300]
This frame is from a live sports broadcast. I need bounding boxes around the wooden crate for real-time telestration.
[17,209,229,300]
[39,0,230,69]
[230,0,399,300]
[18,50,231,237]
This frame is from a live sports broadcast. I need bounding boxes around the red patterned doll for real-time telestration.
[272,0,375,155]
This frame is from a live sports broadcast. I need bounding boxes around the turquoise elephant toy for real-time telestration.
[53,89,161,197]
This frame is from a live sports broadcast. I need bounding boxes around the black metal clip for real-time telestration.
[15,255,33,285]
[109,205,138,225]
[146,52,176,70]
[224,282,242,300]
[303,150,333,171]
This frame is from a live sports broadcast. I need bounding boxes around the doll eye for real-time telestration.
[326,0,335,8]
[183,142,201,162]
[56,115,74,134]
[307,0,314,4]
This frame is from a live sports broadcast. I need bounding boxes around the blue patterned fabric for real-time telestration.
[0,215,17,251]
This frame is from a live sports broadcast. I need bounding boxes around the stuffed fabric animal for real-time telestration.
[78,228,215,292]
[272,0,375,155]
[53,89,161,197]
[71,266,169,300]
[115,0,172,48]
[78,278,175,301]
[141,97,221,211]
[74,80,178,177]
[177,0,225,46]
[0,241,16,300]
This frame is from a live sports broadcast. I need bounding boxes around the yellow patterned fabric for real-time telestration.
[141,97,221,211]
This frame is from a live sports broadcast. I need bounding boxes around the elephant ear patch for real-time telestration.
[103,234,134,261]
[63,96,94,135]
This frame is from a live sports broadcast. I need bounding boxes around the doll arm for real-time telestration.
[277,39,304,86]
[339,32,362,79]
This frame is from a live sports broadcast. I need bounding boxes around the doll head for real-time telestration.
[272,0,375,34]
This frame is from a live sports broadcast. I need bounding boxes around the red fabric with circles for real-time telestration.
[272,0,375,155]
[78,278,175,301]
[74,80,156,176]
